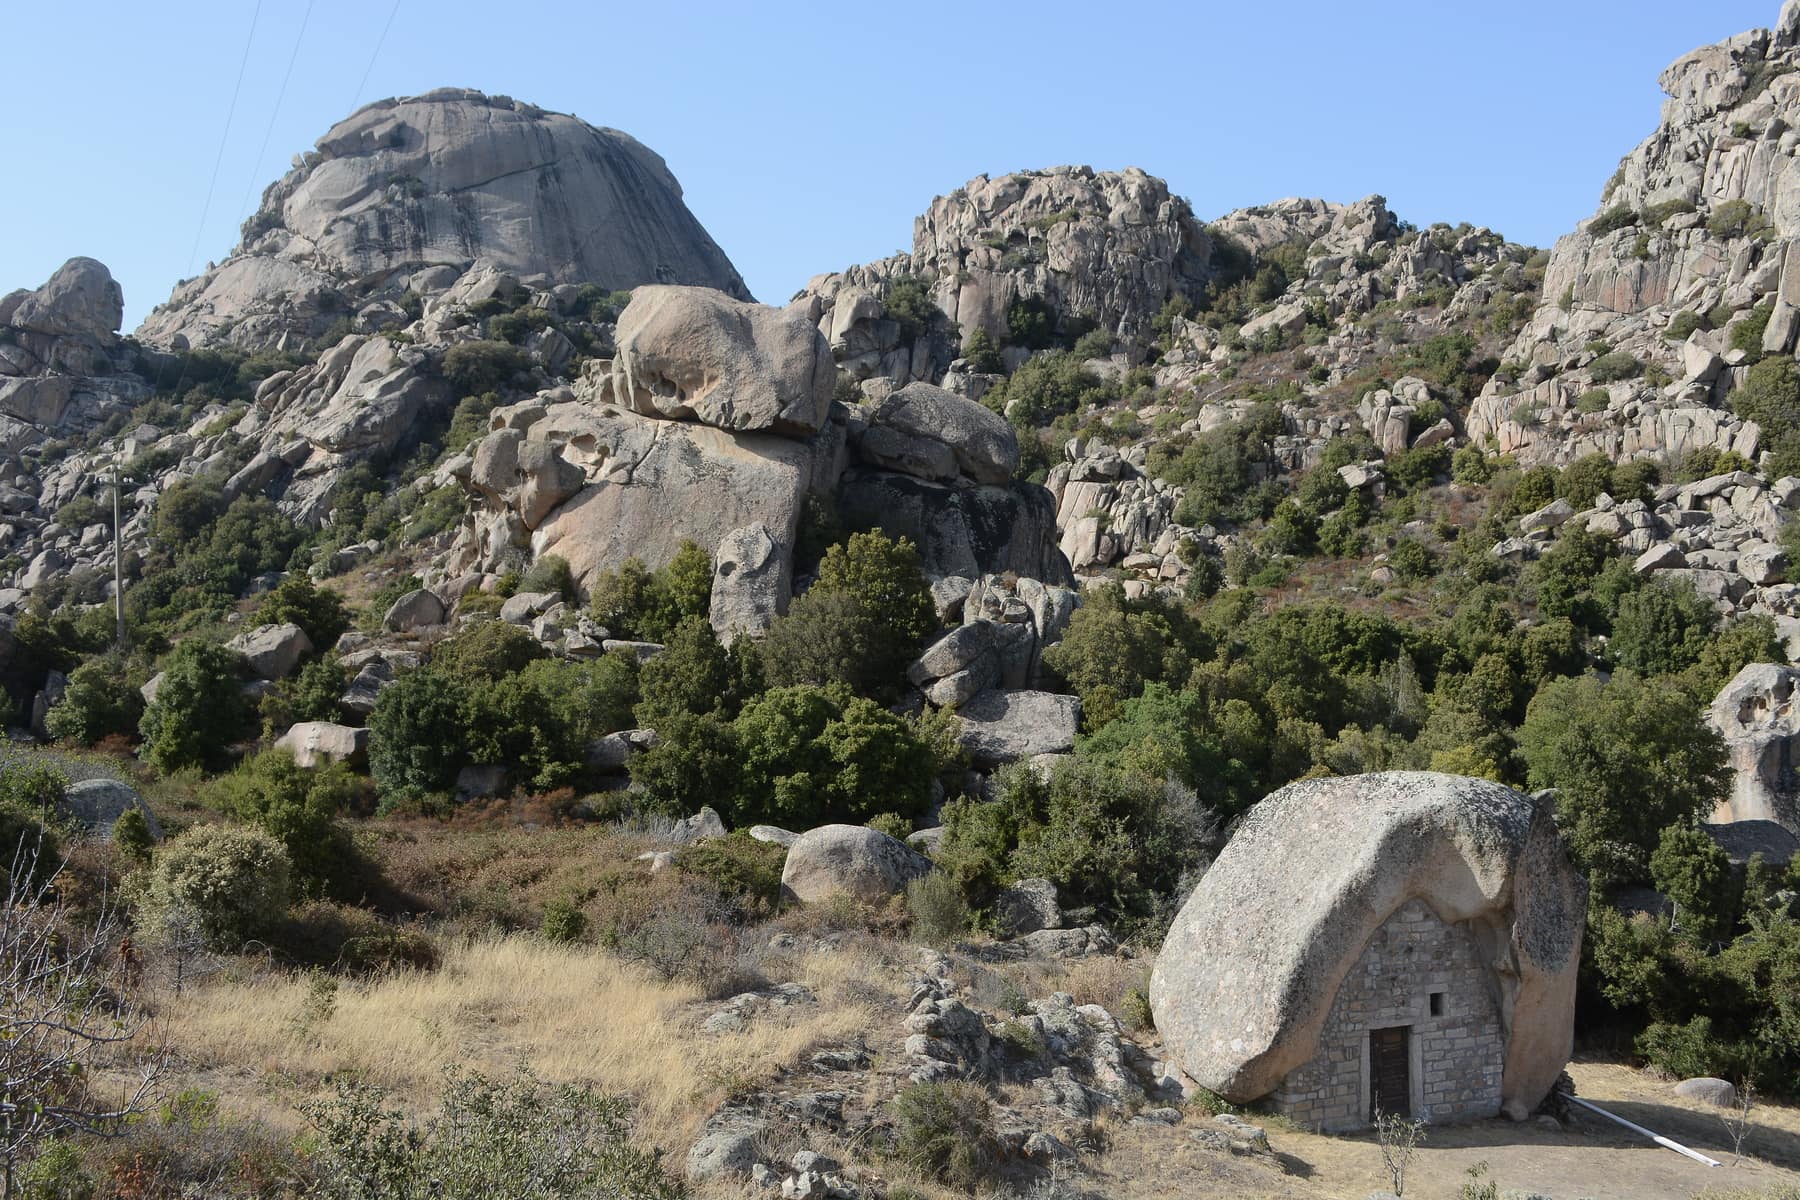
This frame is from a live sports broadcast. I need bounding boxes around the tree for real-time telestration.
[367,670,471,803]
[2,842,162,1200]
[1610,580,1718,676]
[626,711,740,816]
[1518,672,1729,887]
[1042,586,1200,728]
[1650,822,1737,944]
[587,542,712,643]
[137,641,250,772]
[762,531,935,700]
[634,616,741,726]
[430,620,546,682]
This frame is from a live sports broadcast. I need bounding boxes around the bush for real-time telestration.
[253,576,352,650]
[1389,539,1434,582]
[1588,206,1639,236]
[1707,199,1772,240]
[761,531,934,701]
[138,641,250,772]
[304,1068,682,1200]
[906,872,970,946]
[1650,822,1736,944]
[1731,302,1773,359]
[135,824,292,950]
[518,554,576,603]
[204,751,363,898]
[883,276,940,341]
[1588,351,1643,383]
[587,541,711,642]
[45,652,144,745]
[892,1081,998,1191]
[366,670,470,803]
[441,340,528,398]
[1666,310,1704,341]
[676,831,787,914]
[1609,580,1718,676]
[540,897,588,944]
[937,759,1214,928]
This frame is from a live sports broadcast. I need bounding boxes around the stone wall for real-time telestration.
[1269,900,1504,1131]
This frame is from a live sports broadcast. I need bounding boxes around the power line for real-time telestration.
[184,0,262,279]
[351,0,403,112]
[235,0,316,230]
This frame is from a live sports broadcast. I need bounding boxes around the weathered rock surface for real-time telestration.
[1150,772,1585,1123]
[141,90,747,349]
[59,778,162,840]
[275,721,369,768]
[853,383,1019,485]
[603,286,833,436]
[1674,1077,1739,1108]
[1708,662,1800,832]
[226,622,314,680]
[779,824,933,904]
[954,689,1081,765]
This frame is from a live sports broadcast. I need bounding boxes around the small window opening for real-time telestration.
[1429,992,1446,1017]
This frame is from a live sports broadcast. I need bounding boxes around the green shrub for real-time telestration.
[518,554,576,603]
[1730,302,1773,359]
[304,1069,681,1200]
[1609,580,1718,676]
[138,641,250,772]
[1588,206,1639,236]
[891,1081,998,1191]
[441,340,528,398]
[587,541,711,642]
[962,328,1004,374]
[676,831,787,913]
[432,620,546,681]
[1665,310,1703,341]
[254,576,352,650]
[135,824,292,950]
[45,652,144,746]
[367,670,470,803]
[1707,199,1773,240]
[540,897,588,944]
[1451,445,1493,484]
[204,751,363,898]
[1650,822,1737,944]
[1576,388,1611,415]
[113,806,154,862]
[905,872,969,946]
[883,276,940,341]
[1588,351,1643,383]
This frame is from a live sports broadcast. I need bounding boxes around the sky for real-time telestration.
[2,0,1782,329]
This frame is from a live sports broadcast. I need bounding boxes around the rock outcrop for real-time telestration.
[141,89,747,350]
[1150,772,1585,1123]
[1708,661,1800,832]
[1469,2,1800,467]
[800,166,1214,387]
[0,257,149,452]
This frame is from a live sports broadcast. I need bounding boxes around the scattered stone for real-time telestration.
[275,721,368,768]
[1675,1076,1738,1107]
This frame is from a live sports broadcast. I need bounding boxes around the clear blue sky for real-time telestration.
[3,1,1780,329]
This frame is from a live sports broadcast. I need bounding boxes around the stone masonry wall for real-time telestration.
[1270,899,1504,1131]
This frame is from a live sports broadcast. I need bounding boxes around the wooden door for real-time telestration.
[1370,1026,1411,1120]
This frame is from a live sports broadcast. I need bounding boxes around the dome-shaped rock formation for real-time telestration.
[140,88,747,349]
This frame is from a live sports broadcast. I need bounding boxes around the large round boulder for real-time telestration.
[1149,772,1585,1123]
[780,824,933,904]
[606,285,834,437]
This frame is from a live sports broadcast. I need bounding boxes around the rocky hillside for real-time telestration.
[1470,2,1800,467]
[138,89,748,351]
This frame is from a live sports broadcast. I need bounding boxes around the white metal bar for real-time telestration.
[1565,1095,1721,1167]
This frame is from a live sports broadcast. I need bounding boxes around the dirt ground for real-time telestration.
[1092,1059,1800,1200]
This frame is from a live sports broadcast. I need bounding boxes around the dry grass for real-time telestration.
[143,932,898,1151]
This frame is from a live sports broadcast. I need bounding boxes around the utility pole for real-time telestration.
[112,453,124,647]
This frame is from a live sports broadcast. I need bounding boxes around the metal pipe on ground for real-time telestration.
[1564,1095,1721,1167]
